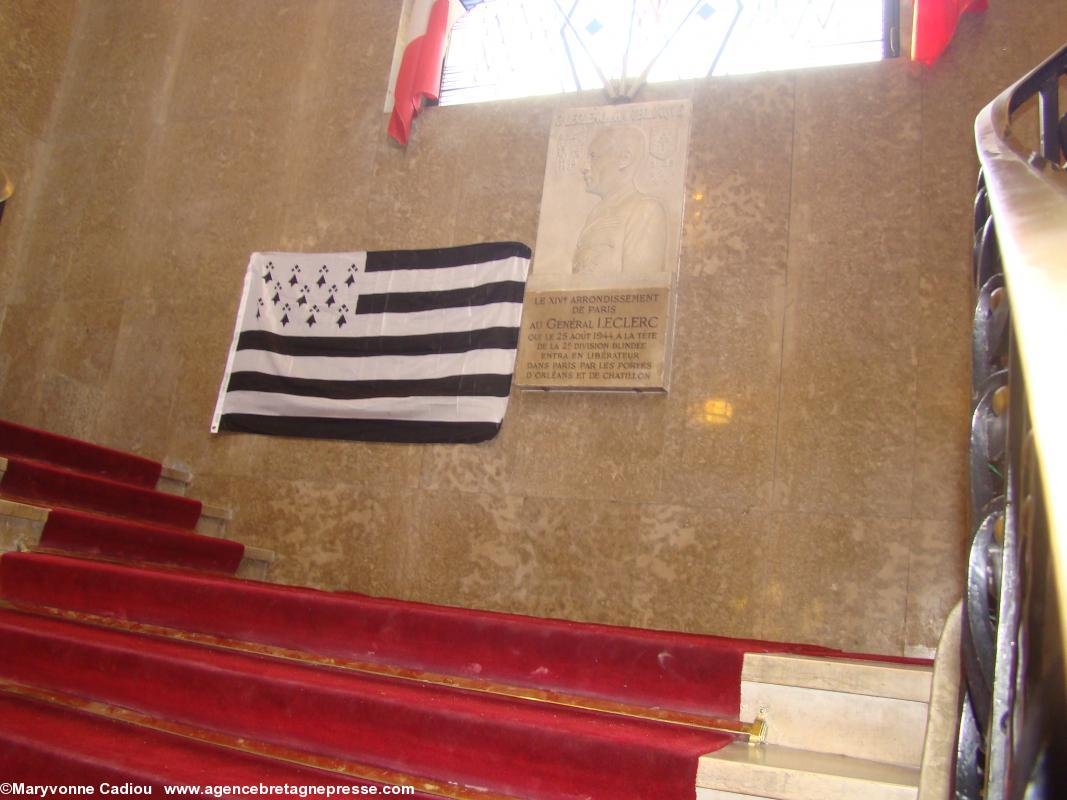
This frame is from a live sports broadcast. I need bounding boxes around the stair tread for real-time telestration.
[0,457,202,529]
[0,419,162,488]
[0,497,49,522]
[0,690,413,792]
[742,652,932,702]
[1,501,245,574]
[159,465,192,484]
[698,742,919,799]
[200,502,233,520]
[0,606,730,800]
[38,507,243,573]
[0,604,727,746]
[242,544,275,562]
[0,550,839,720]
[1,496,220,538]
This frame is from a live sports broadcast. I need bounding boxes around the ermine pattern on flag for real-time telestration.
[211,242,531,444]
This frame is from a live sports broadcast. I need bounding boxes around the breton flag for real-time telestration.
[211,242,531,444]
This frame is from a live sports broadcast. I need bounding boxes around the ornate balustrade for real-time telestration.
[960,42,1067,800]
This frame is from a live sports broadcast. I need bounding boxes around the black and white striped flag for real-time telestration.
[211,242,531,444]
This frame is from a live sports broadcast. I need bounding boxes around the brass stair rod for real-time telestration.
[0,679,519,800]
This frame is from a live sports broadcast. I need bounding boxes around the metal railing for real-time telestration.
[959,43,1067,799]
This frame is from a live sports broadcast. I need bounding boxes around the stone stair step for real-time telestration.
[0,498,271,578]
[155,465,192,496]
[0,497,47,553]
[236,545,275,580]
[0,688,392,792]
[743,652,933,700]
[740,653,933,767]
[697,742,919,800]
[195,502,233,536]
[0,419,162,489]
[0,607,727,800]
[0,456,202,529]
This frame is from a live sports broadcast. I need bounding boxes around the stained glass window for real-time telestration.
[440,0,896,106]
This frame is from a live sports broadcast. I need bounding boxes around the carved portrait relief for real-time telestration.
[531,100,690,290]
[573,126,668,276]
[515,100,690,392]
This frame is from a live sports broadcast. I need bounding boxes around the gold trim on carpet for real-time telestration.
[0,679,519,800]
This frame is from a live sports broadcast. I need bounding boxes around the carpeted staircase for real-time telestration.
[0,419,935,799]
[0,419,243,572]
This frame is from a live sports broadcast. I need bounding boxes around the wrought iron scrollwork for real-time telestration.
[972,274,1009,393]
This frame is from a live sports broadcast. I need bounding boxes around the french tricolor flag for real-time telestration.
[388,0,466,145]
[912,0,988,65]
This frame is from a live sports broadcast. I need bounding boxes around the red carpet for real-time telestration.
[0,418,163,488]
[0,604,730,800]
[0,458,202,529]
[38,509,244,573]
[0,552,836,719]
[0,416,223,572]
[0,692,431,794]
[0,418,925,798]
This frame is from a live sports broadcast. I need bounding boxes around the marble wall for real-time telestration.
[1,1,1064,656]
[0,0,80,322]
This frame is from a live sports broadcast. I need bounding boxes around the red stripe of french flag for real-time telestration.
[388,0,464,145]
[912,0,988,65]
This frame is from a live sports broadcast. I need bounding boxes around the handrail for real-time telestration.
[975,43,1067,682]
[964,42,1067,799]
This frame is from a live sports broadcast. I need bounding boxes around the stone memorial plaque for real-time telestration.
[515,288,671,390]
[517,99,691,391]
